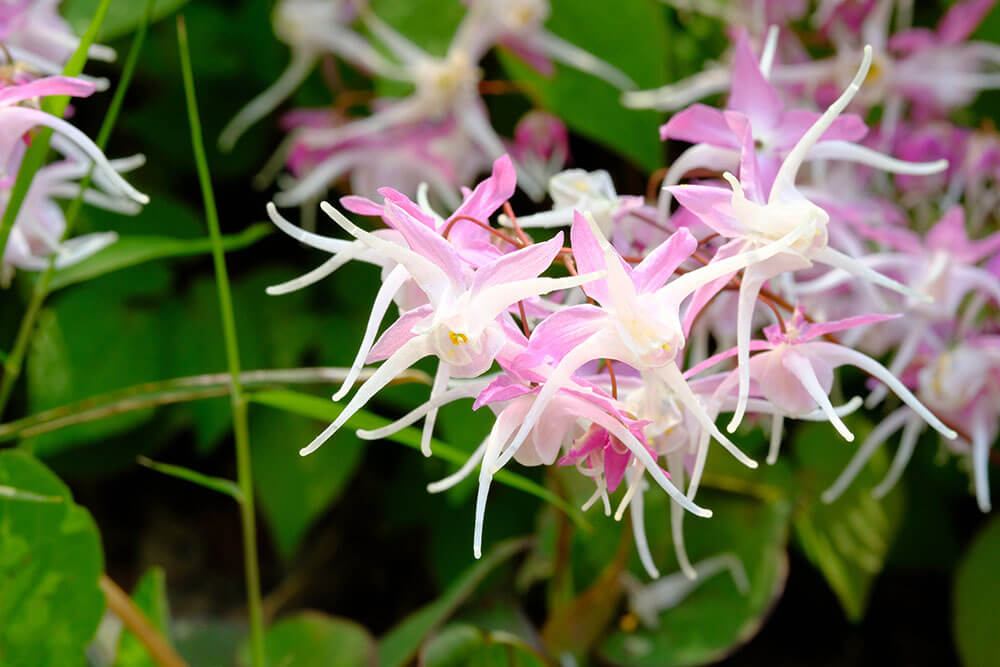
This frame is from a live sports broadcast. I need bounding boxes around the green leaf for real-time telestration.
[236,611,377,667]
[420,624,548,667]
[136,456,243,502]
[61,0,194,41]
[379,537,531,667]
[598,491,791,666]
[791,419,905,622]
[954,516,1000,667]
[0,485,64,503]
[249,404,366,560]
[498,0,669,171]
[25,265,172,456]
[248,389,591,531]
[115,567,173,667]
[47,224,272,292]
[0,450,105,666]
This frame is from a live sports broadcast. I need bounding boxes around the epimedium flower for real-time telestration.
[0,74,149,206]
[825,336,1000,512]
[657,31,946,220]
[669,45,949,434]
[454,0,636,90]
[796,205,1000,407]
[287,9,549,200]
[288,198,601,458]
[0,0,114,88]
[485,207,814,495]
[219,0,404,150]
[695,310,956,458]
[1,136,144,284]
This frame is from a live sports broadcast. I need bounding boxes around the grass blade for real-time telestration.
[137,457,244,503]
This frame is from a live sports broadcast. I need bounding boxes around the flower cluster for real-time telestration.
[266,0,1000,579]
[221,0,629,207]
[0,54,148,284]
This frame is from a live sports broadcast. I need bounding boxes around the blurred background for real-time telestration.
[2,0,998,665]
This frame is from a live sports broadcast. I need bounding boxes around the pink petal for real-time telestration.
[631,228,697,294]
[774,110,868,150]
[367,305,433,363]
[471,233,563,295]
[517,304,608,367]
[0,76,95,107]
[382,201,465,290]
[559,427,609,466]
[927,205,970,256]
[659,104,736,147]
[799,313,902,342]
[377,187,438,228]
[724,111,765,204]
[340,195,384,217]
[570,210,629,303]
[450,154,517,225]
[937,0,997,44]
[668,184,745,238]
[681,239,745,338]
[728,32,783,131]
[603,441,631,492]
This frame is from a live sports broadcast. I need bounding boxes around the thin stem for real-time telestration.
[442,214,522,248]
[99,574,187,667]
[0,367,424,443]
[646,167,668,202]
[605,359,619,399]
[177,16,265,666]
[0,0,152,419]
[503,201,532,247]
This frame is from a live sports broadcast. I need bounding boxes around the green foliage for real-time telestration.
[62,0,194,41]
[0,451,104,666]
[249,389,590,530]
[249,404,366,560]
[237,611,377,667]
[953,516,1000,667]
[26,265,173,456]
[421,623,548,667]
[598,492,791,666]
[48,223,271,292]
[115,567,173,667]
[379,537,531,667]
[791,420,905,622]
[137,456,243,502]
[498,0,669,172]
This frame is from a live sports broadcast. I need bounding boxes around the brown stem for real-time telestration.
[442,215,522,248]
[646,167,668,202]
[100,575,187,667]
[503,201,532,247]
[605,359,619,399]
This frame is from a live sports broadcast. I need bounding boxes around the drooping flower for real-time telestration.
[0,0,114,87]
[669,45,948,433]
[219,0,403,150]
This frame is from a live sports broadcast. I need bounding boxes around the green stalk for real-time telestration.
[0,0,154,419]
[177,16,266,667]
[0,0,113,266]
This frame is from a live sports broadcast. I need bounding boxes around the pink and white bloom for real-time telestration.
[219,0,403,150]
[454,0,636,90]
[0,0,114,87]
[288,198,599,457]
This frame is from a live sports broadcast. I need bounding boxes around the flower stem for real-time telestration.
[0,0,152,420]
[99,574,187,667]
[177,15,266,666]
